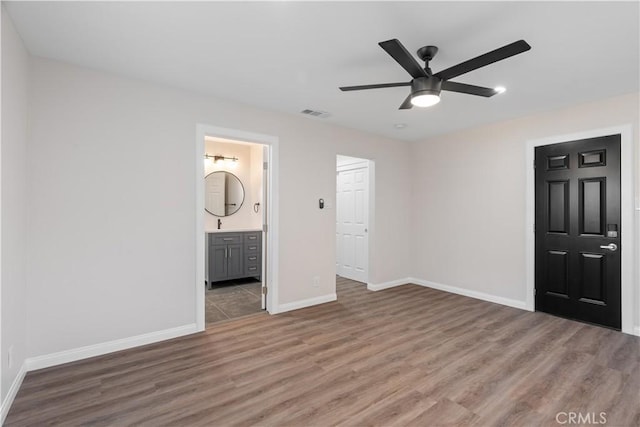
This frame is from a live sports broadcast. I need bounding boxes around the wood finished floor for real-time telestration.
[6,277,640,426]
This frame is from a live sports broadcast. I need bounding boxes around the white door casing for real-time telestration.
[261,145,268,310]
[196,124,279,330]
[336,160,369,283]
[525,124,636,336]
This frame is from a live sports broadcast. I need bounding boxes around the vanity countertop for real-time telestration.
[206,228,262,233]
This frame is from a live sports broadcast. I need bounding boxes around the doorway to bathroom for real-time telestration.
[203,137,266,326]
[336,155,372,292]
[196,125,279,331]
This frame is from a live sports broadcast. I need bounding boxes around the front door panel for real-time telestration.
[535,135,621,329]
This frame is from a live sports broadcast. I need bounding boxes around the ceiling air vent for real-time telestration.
[301,109,331,119]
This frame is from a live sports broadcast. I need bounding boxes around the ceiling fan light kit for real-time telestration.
[410,77,442,107]
[340,39,531,110]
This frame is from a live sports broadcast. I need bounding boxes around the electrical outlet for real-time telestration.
[312,276,320,287]
[8,345,14,369]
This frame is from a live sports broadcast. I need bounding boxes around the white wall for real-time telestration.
[1,5,29,406]
[26,57,412,358]
[410,93,639,328]
[204,140,262,231]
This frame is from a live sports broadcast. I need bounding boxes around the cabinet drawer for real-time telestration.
[245,242,260,253]
[210,233,242,245]
[244,232,261,244]
[245,254,260,264]
[245,264,260,276]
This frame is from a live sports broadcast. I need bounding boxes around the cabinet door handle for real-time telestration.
[228,247,231,258]
[249,236,256,240]
[224,247,228,258]
[249,256,257,261]
[223,238,233,241]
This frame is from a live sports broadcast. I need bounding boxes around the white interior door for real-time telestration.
[336,161,369,283]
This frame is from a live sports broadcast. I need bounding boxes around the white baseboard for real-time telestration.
[274,293,337,314]
[409,277,528,311]
[1,361,27,425]
[367,278,411,291]
[26,323,198,372]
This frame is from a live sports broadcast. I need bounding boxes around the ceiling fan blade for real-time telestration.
[434,40,531,81]
[339,82,411,91]
[379,39,428,79]
[399,94,413,110]
[441,81,498,97]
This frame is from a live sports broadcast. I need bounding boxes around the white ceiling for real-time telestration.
[5,1,639,142]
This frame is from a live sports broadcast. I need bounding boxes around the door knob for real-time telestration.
[600,243,618,251]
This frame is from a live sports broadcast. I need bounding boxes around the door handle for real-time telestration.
[600,243,618,252]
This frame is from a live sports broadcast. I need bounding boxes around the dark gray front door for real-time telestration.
[535,135,621,329]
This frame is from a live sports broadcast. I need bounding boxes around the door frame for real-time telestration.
[525,124,636,335]
[336,157,370,283]
[195,124,279,331]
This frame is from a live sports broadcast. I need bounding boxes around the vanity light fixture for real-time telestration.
[204,154,239,164]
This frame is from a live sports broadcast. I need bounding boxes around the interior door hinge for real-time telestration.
[262,286,268,295]
[263,224,268,232]
[263,162,268,170]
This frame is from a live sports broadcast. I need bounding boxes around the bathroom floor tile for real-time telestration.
[205,279,263,326]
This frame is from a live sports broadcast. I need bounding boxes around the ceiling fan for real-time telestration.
[339,39,531,109]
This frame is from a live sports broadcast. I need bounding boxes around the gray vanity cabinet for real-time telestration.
[208,231,261,284]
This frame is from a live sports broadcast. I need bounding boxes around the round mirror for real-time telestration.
[204,171,245,217]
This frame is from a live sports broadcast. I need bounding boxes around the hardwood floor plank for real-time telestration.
[6,277,640,426]
[334,389,436,427]
[406,398,480,426]
[497,349,595,416]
